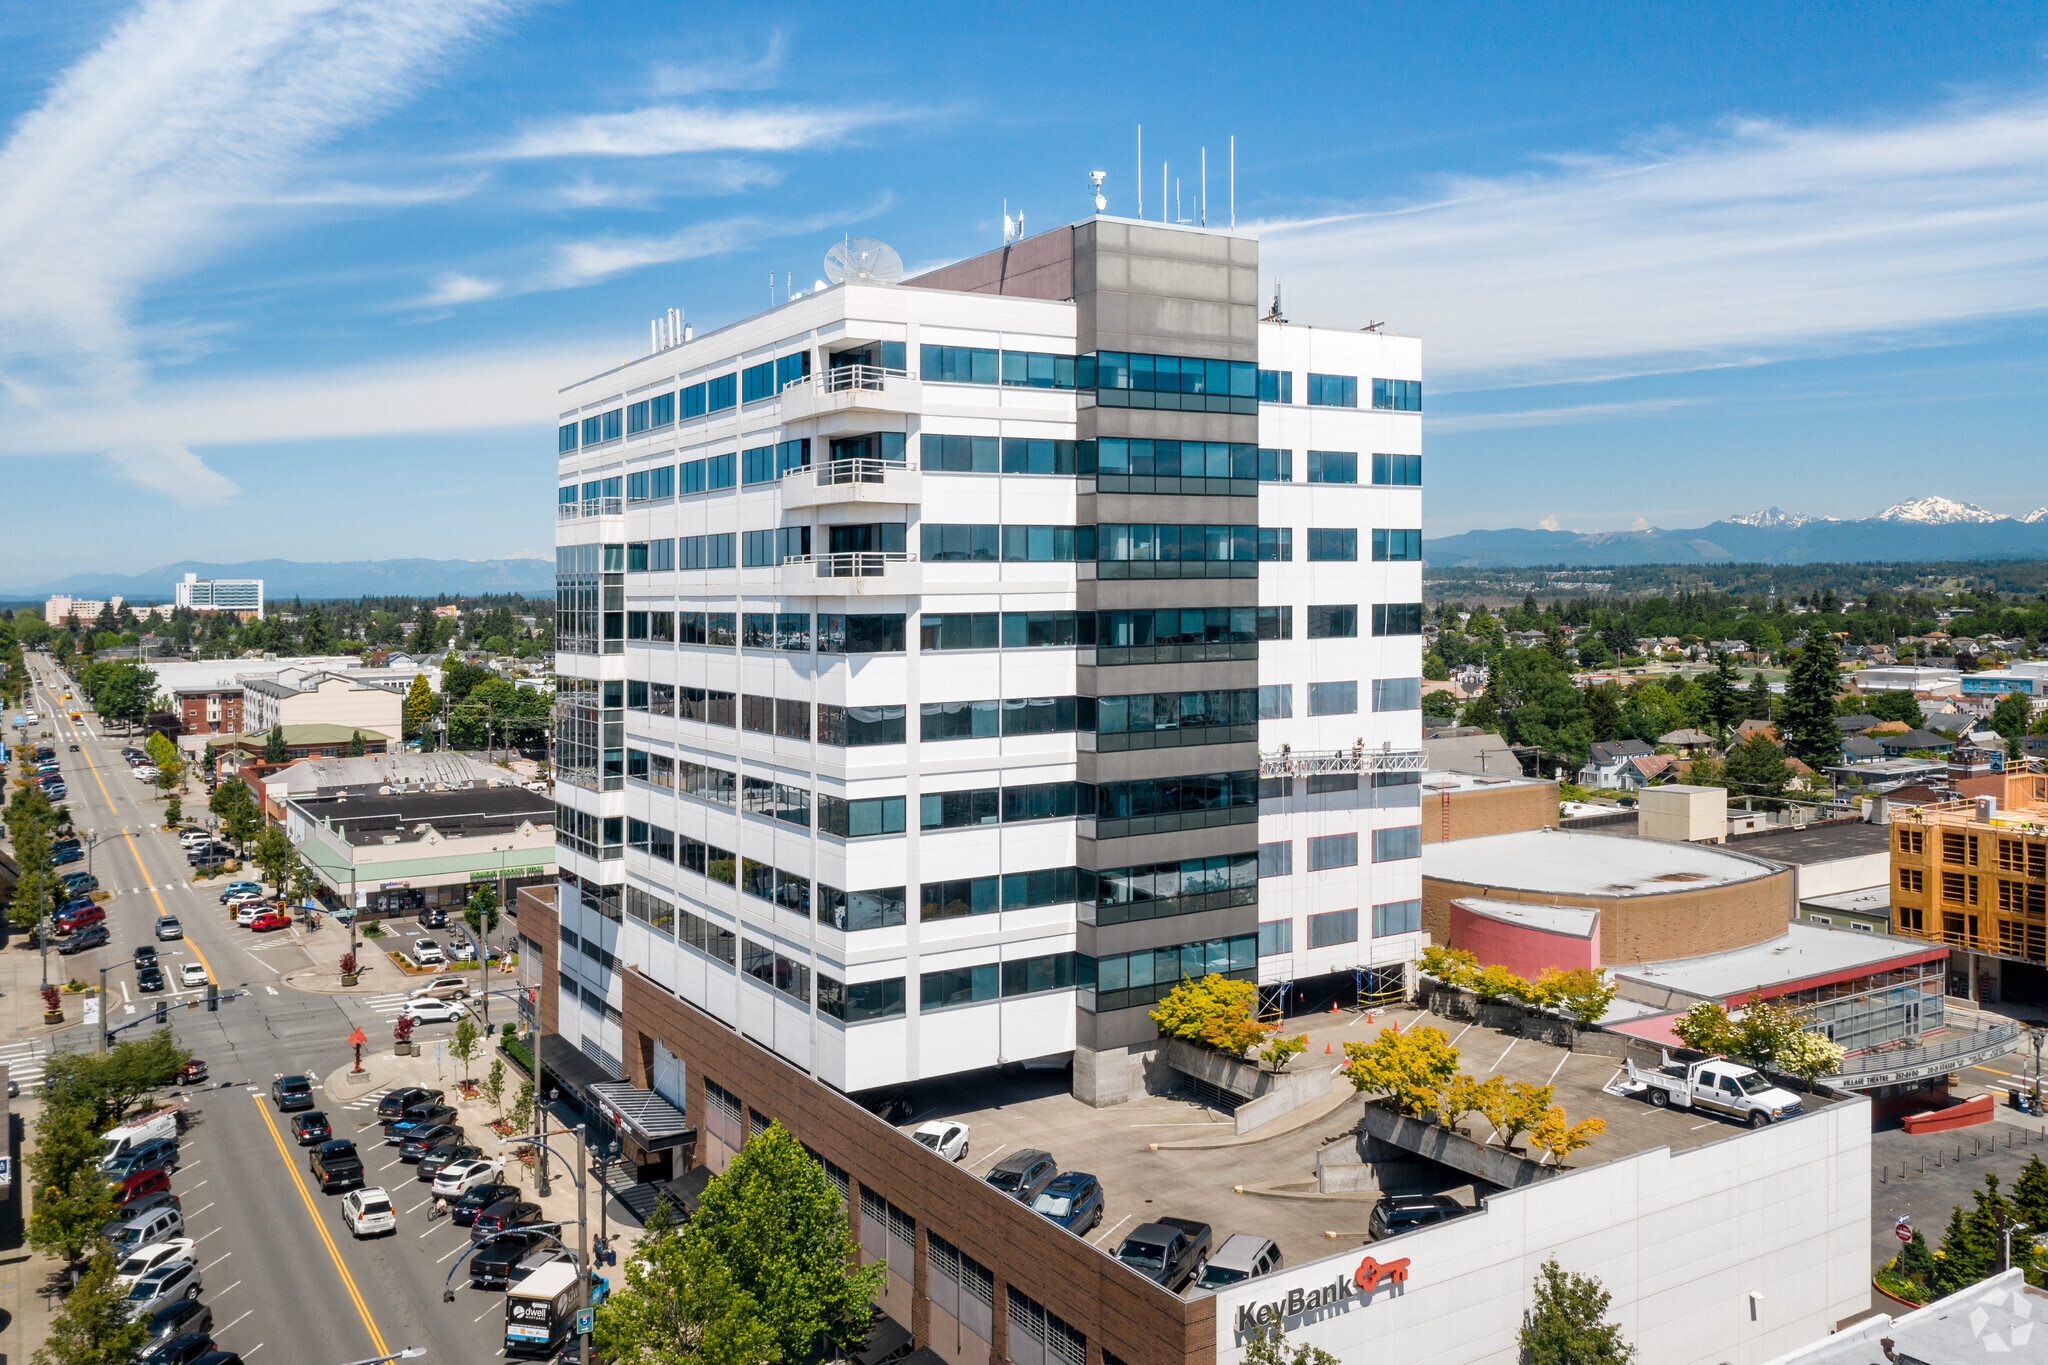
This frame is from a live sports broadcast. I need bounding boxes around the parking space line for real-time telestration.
[963,1143,1006,1172]
[438,1239,471,1262]
[217,1311,252,1335]
[1093,1213,1133,1245]
[204,1250,231,1268]
[250,1093,390,1359]
[1545,1053,1570,1086]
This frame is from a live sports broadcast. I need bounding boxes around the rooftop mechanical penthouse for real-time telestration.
[550,215,1426,1103]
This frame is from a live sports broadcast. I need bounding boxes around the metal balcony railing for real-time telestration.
[818,363,908,393]
[802,457,915,486]
[1828,1020,2023,1081]
[783,552,913,579]
[560,497,625,520]
[1258,743,1428,779]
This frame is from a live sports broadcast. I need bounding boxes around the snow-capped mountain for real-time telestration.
[1873,496,2006,525]
[1429,495,2048,568]
[1728,507,1824,529]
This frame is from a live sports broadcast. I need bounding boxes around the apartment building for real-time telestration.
[1890,769,2048,1004]
[550,216,1424,1103]
[174,572,265,617]
[240,669,405,737]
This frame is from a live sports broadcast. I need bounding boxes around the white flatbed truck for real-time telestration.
[1618,1051,1806,1127]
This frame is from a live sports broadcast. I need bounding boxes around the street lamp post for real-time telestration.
[538,1086,557,1197]
[2032,1028,2044,1114]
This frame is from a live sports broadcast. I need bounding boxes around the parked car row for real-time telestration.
[96,1107,242,1365]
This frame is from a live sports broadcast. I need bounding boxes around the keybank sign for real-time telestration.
[1230,1255,1412,1338]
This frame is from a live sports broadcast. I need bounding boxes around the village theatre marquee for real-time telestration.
[1208,1099,1872,1365]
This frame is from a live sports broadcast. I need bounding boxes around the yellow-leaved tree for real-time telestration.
[1528,1106,1606,1168]
[1150,974,1267,1055]
[1342,1025,1459,1118]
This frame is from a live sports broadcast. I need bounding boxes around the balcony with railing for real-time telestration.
[1258,743,1428,779]
[558,497,625,521]
[779,457,921,510]
[780,551,919,595]
[776,364,921,422]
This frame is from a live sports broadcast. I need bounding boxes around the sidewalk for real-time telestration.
[322,1044,648,1265]
[280,934,416,996]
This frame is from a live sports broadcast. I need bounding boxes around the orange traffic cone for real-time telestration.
[1330,1001,1339,1014]
[1325,1042,1332,1054]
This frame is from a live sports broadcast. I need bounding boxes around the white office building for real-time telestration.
[551,217,1424,1103]
[175,573,264,617]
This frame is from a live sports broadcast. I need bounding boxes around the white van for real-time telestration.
[102,1110,180,1163]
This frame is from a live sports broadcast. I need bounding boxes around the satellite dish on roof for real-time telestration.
[823,237,904,285]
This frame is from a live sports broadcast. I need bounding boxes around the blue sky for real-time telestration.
[3,0,2048,588]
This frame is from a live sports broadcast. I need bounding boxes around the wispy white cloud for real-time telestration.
[270,173,490,206]
[104,443,241,507]
[1424,396,1704,433]
[499,103,890,159]
[0,0,514,495]
[1259,97,2048,386]
[653,31,789,96]
[554,159,782,208]
[417,272,503,307]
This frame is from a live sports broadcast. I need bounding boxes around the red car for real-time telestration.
[248,912,290,932]
[112,1166,171,1205]
[175,1060,208,1086]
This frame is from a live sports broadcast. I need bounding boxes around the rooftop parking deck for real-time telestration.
[877,1003,1849,1283]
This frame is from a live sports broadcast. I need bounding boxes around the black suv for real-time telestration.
[984,1149,1058,1203]
[1368,1193,1468,1241]
[59,924,111,954]
[377,1087,444,1121]
[272,1076,315,1111]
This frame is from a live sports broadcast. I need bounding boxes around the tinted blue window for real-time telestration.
[1306,451,1356,484]
[627,401,650,435]
[706,374,737,412]
[741,361,776,403]
[581,416,601,445]
[1371,603,1425,636]
[1372,379,1421,412]
[1095,440,1255,479]
[558,424,578,453]
[679,384,706,419]
[1306,374,1357,407]
[706,453,735,490]
[741,446,776,485]
[1371,453,1423,486]
[999,351,1077,389]
[649,465,674,499]
[600,409,623,441]
[775,352,811,391]
[679,460,705,495]
[1258,448,1291,482]
[1372,529,1422,561]
[920,345,1000,384]
[1307,529,1357,561]
[626,471,649,501]
[1257,370,1292,404]
[651,392,675,426]
[776,439,810,477]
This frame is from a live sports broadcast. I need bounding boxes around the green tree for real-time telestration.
[595,1212,780,1365]
[1990,690,2034,758]
[403,672,435,740]
[32,1245,147,1365]
[1722,733,1793,802]
[1779,633,1842,766]
[299,604,336,654]
[509,1078,535,1132]
[1532,967,1617,1027]
[214,779,261,853]
[262,724,286,763]
[345,729,366,758]
[1583,681,1623,743]
[1746,671,1774,722]
[1476,1076,1553,1150]
[1241,1319,1338,1365]
[2012,1155,2048,1237]
[252,823,295,892]
[26,1102,117,1266]
[464,884,501,942]
[42,1029,193,1128]
[1258,1033,1308,1074]
[1487,647,1593,769]
[1864,689,1924,726]
[1699,650,1745,737]
[1150,974,1267,1054]
[1520,1260,1636,1364]
[4,782,58,930]
[451,1015,481,1081]
[683,1123,885,1364]
[482,1057,508,1119]
[1932,1181,2003,1295]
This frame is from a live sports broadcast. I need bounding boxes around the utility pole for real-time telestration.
[575,1122,591,1365]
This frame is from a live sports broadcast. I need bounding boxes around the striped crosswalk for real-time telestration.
[0,1039,54,1092]
[340,1086,395,1111]
[365,991,414,1016]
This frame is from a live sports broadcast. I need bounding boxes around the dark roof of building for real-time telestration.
[1719,818,1894,865]
[1588,740,1654,763]
[290,785,552,846]
[1842,736,1884,758]
[1886,728,1955,749]
[1833,715,1882,733]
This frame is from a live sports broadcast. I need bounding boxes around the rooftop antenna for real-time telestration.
[1229,135,1235,229]
[1162,160,1168,222]
[786,272,792,303]
[1200,146,1206,227]
[1137,124,1143,219]
[1090,170,1107,214]
[768,271,774,309]
[1003,199,1014,244]
[822,237,904,285]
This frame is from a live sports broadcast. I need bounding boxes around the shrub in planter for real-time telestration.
[339,951,360,985]
[393,1014,416,1054]
[41,984,62,1020]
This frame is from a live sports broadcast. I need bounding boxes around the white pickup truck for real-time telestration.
[1621,1051,1806,1128]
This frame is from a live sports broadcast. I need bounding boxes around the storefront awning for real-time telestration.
[657,1163,713,1220]
[590,1080,694,1151]
[535,1033,618,1109]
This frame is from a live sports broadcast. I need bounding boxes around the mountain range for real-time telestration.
[1427,498,2048,568]
[7,558,556,602]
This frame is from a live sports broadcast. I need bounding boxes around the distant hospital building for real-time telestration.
[175,573,265,618]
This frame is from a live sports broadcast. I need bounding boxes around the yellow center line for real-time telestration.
[58,677,216,984]
[252,1093,390,1358]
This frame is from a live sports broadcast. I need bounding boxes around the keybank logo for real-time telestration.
[1231,1255,1412,1335]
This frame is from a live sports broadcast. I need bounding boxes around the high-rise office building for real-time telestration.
[547,217,1423,1104]
[175,573,264,617]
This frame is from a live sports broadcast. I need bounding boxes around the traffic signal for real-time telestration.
[205,983,218,1012]
[155,999,167,1024]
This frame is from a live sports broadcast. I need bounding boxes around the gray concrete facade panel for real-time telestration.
[1081,823,1260,870]
[1081,741,1259,785]
[1082,409,1259,443]
[1082,492,1262,526]
[1083,660,1259,694]
[1079,903,1259,960]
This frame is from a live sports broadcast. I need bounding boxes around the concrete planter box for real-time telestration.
[1571,1029,1633,1058]
[340,973,359,987]
[1358,1101,1555,1188]
[1475,1002,1525,1029]
[1518,1016,1575,1047]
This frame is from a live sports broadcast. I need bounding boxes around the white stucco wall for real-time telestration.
[1211,1097,1871,1365]
[1794,852,1889,902]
